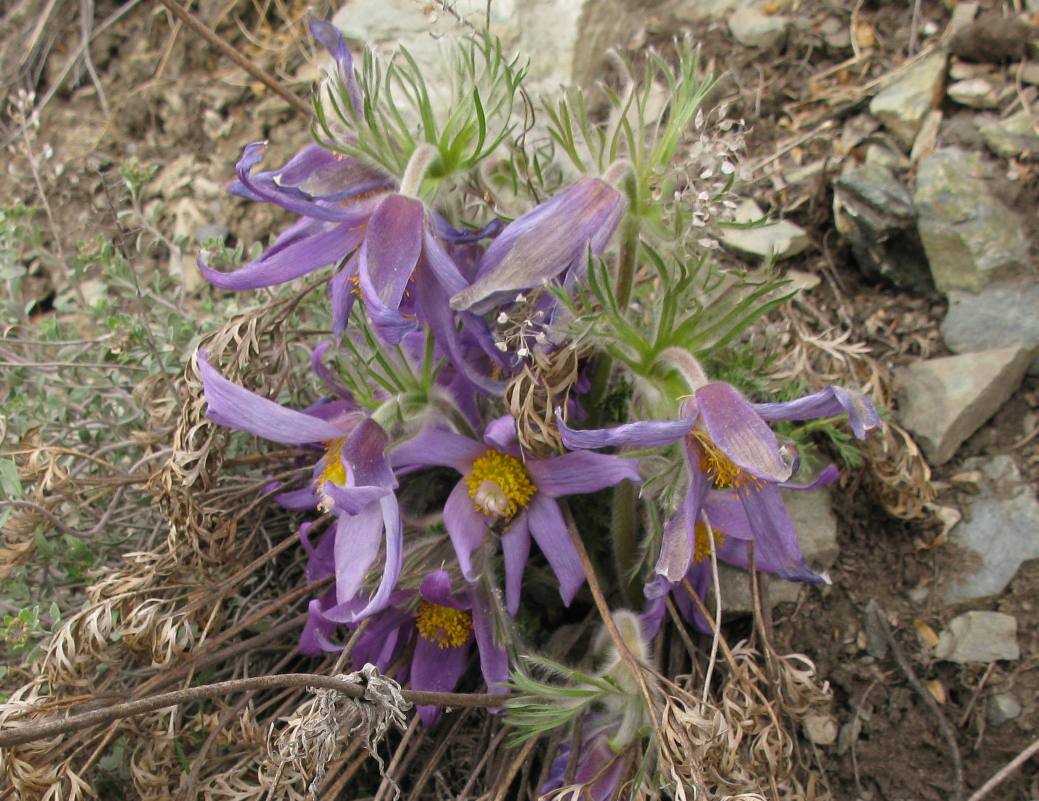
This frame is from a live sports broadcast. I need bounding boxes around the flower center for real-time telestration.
[692,522,726,564]
[315,438,348,511]
[465,450,536,519]
[416,601,472,649]
[689,430,761,491]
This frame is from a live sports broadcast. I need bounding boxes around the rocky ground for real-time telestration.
[3,0,1039,799]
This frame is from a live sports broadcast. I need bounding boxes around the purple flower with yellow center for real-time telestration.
[541,717,633,801]
[392,416,641,615]
[197,352,402,622]
[641,469,838,635]
[559,382,880,584]
[302,569,508,725]
[449,178,627,315]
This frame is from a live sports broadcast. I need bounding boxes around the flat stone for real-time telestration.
[911,110,943,163]
[894,346,1031,465]
[948,61,993,81]
[947,78,1002,109]
[940,456,1039,604]
[332,0,651,93]
[935,611,1019,664]
[987,692,1023,726]
[729,7,790,49]
[719,200,810,261]
[870,51,947,147]
[914,148,1029,292]
[864,143,911,171]
[713,488,838,614]
[941,281,1039,375]
[803,713,839,746]
[979,110,1039,160]
[1021,63,1039,85]
[833,163,931,292]
[945,2,980,39]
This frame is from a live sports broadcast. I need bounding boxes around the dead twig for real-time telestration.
[966,733,1039,801]
[155,0,310,117]
[867,601,963,801]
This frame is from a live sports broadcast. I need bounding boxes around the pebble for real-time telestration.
[941,456,1039,605]
[979,110,1039,160]
[947,78,1002,109]
[941,280,1039,375]
[987,693,1023,726]
[894,346,1031,465]
[914,148,1029,292]
[719,199,810,262]
[728,7,791,50]
[934,611,1020,664]
[869,50,947,147]
[950,15,1031,63]
[803,713,839,746]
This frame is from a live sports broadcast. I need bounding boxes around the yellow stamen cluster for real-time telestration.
[689,430,761,491]
[465,449,536,519]
[416,601,472,649]
[316,438,348,489]
[692,522,726,564]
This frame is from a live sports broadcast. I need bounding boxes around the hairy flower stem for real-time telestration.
[611,479,640,606]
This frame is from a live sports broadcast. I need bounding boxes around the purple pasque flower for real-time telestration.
[302,569,509,725]
[449,178,627,315]
[197,352,402,622]
[642,466,839,636]
[541,715,633,801]
[392,416,641,615]
[559,382,880,585]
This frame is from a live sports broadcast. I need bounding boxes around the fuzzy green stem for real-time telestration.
[611,479,641,607]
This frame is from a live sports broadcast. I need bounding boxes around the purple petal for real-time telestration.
[527,451,641,498]
[500,514,531,616]
[333,506,383,604]
[391,428,483,473]
[556,410,693,450]
[780,463,840,491]
[696,383,792,482]
[701,490,754,541]
[301,520,336,581]
[419,569,466,610]
[198,221,364,290]
[276,486,319,510]
[329,259,359,337]
[471,590,510,695]
[351,608,413,671]
[422,229,469,297]
[308,18,362,115]
[349,495,404,619]
[412,637,470,725]
[360,194,424,309]
[300,597,343,655]
[526,494,585,606]
[451,179,627,314]
[323,483,392,514]
[482,416,517,452]
[197,352,344,444]
[344,418,395,489]
[737,484,826,584]
[752,386,881,440]
[443,481,489,581]
[655,511,692,584]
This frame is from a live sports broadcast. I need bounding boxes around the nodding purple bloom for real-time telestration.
[450,178,627,315]
[197,352,402,622]
[559,382,880,585]
[642,469,838,635]
[542,716,633,801]
[392,416,641,615]
[302,570,509,725]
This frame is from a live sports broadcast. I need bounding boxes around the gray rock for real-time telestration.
[728,7,790,49]
[911,110,943,163]
[833,163,931,292]
[940,455,1039,604]
[713,488,838,614]
[946,2,980,39]
[719,199,810,262]
[1020,62,1039,85]
[864,143,911,171]
[979,110,1039,160]
[947,78,1002,109]
[332,0,652,93]
[987,692,1023,726]
[803,713,839,746]
[935,611,1019,663]
[950,15,1031,63]
[862,599,890,660]
[941,281,1039,375]
[870,51,947,147]
[894,346,1031,465]
[914,148,1029,292]
[673,0,745,21]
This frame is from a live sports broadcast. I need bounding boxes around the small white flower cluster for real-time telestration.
[492,292,550,361]
[674,104,750,251]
